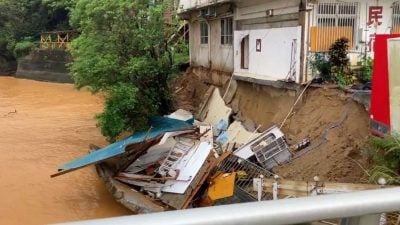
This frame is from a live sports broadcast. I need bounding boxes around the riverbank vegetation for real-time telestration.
[0,0,72,72]
[1,0,187,141]
[69,0,187,141]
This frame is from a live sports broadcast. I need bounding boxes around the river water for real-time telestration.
[0,77,130,225]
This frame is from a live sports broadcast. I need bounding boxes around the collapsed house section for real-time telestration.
[52,84,387,213]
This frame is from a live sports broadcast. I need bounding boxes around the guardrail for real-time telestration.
[56,187,400,225]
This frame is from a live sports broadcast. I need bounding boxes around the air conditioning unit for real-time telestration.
[234,126,291,170]
[198,6,217,18]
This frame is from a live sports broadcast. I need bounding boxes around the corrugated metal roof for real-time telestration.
[52,117,193,177]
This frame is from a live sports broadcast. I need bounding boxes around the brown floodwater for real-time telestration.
[0,76,131,225]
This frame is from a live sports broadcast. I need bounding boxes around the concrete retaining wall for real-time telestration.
[16,49,73,83]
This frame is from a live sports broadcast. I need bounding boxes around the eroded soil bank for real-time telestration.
[0,77,130,225]
[174,69,370,183]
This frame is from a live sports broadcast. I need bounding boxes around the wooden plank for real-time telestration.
[262,178,387,197]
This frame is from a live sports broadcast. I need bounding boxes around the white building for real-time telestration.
[178,0,400,84]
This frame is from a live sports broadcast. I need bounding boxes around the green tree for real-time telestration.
[0,0,72,69]
[70,0,183,141]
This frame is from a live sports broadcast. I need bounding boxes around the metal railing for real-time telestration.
[40,31,76,50]
[56,187,400,225]
[311,2,359,52]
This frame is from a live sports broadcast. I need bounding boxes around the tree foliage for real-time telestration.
[0,0,73,63]
[96,83,156,142]
[70,0,184,141]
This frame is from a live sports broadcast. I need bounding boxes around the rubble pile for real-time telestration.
[51,88,306,213]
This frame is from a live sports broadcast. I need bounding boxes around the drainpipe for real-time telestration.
[207,19,212,69]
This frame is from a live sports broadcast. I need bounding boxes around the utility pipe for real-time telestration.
[57,187,400,225]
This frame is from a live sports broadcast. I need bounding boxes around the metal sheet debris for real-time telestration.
[52,117,193,177]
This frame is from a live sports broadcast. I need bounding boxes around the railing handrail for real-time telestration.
[56,187,400,225]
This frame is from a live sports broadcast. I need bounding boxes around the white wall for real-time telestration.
[234,26,302,83]
[235,0,300,21]
[388,38,400,134]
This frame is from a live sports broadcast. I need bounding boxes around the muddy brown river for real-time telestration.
[0,77,130,225]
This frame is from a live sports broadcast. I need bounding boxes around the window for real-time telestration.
[221,17,233,45]
[393,1,400,33]
[200,21,208,44]
[310,2,359,52]
[316,2,358,29]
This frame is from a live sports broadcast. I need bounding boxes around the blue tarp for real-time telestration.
[56,117,193,174]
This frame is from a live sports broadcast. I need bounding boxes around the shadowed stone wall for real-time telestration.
[16,49,73,83]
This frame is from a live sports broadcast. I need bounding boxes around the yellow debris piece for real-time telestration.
[236,170,247,179]
[207,172,236,201]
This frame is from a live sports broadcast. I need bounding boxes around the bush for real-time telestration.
[328,37,350,73]
[96,83,157,142]
[368,135,400,184]
[360,56,373,82]
[13,40,36,58]
[309,53,332,81]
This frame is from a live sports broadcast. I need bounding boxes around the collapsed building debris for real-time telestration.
[52,86,392,214]
[234,126,291,170]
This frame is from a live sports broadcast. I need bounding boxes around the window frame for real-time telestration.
[200,21,209,45]
[314,2,359,49]
[221,17,233,45]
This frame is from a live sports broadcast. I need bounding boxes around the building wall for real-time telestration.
[189,20,210,68]
[233,0,305,83]
[235,0,301,22]
[187,4,234,72]
[309,0,399,61]
[234,26,302,83]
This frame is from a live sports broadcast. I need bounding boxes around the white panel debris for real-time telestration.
[167,109,194,122]
[225,121,260,147]
[200,88,232,127]
[162,142,212,194]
